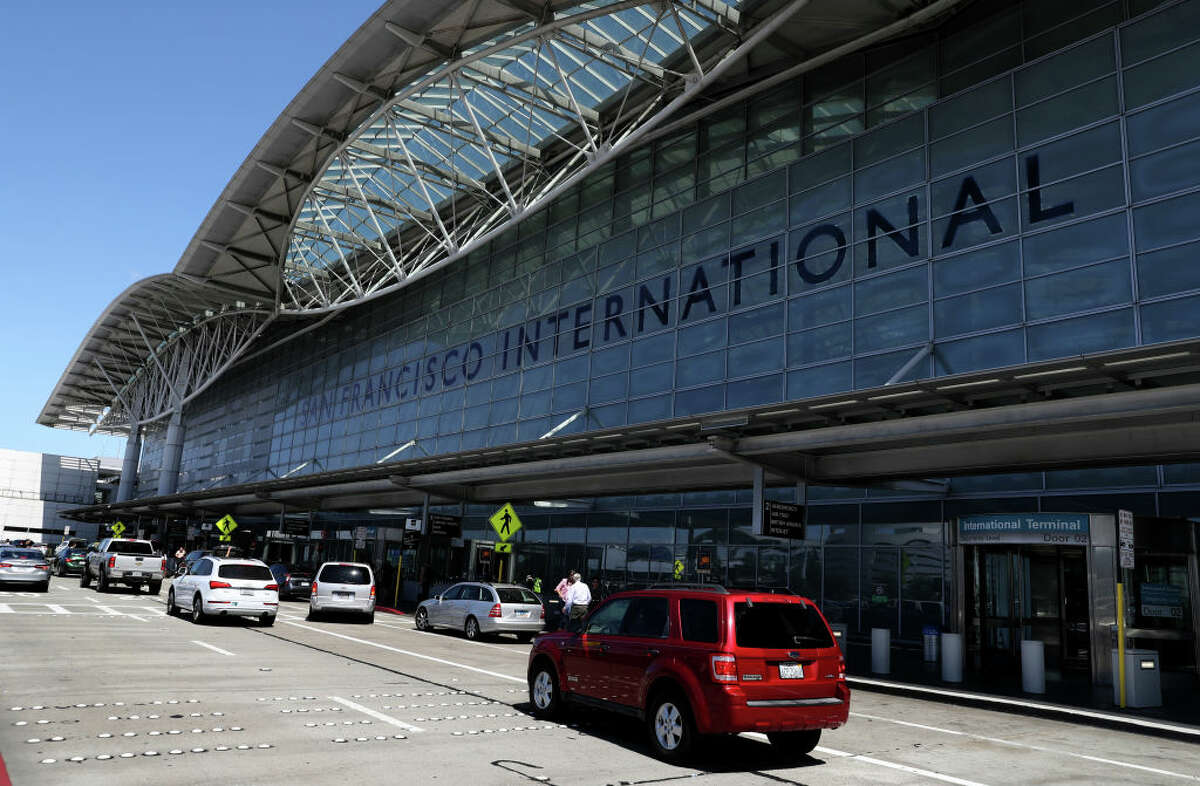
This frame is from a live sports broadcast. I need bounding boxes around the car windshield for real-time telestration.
[1,550,43,560]
[108,541,155,555]
[217,564,274,580]
[318,565,371,584]
[734,601,834,649]
[497,588,540,604]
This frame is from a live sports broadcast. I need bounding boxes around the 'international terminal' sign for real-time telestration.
[958,514,1089,545]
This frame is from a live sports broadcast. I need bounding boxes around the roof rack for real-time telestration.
[648,583,729,594]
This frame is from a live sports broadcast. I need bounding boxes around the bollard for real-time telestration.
[1021,640,1045,694]
[941,633,964,682]
[922,625,940,662]
[871,627,891,674]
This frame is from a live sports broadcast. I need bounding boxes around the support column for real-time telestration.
[157,408,186,497]
[116,422,141,503]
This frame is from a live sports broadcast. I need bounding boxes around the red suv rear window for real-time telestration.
[734,601,833,649]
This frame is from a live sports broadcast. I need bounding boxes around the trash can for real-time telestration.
[922,625,940,662]
[871,627,891,674]
[941,633,963,682]
[1021,640,1045,694]
[1111,648,1162,708]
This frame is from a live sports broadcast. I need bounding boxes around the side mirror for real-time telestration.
[436,594,443,602]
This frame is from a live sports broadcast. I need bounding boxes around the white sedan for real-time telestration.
[167,556,279,626]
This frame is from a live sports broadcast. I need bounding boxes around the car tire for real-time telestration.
[767,729,821,756]
[166,588,178,617]
[306,607,319,622]
[361,612,374,625]
[260,614,276,627]
[414,607,431,631]
[647,690,697,763]
[148,581,162,595]
[79,569,90,589]
[191,594,207,624]
[464,616,482,641]
[38,581,50,593]
[96,570,109,593]
[528,661,562,719]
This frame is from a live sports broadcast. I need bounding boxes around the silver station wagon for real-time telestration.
[415,581,544,641]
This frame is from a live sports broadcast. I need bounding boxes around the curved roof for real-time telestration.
[41,0,965,435]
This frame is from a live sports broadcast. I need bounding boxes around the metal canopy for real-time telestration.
[62,338,1200,521]
[40,0,962,436]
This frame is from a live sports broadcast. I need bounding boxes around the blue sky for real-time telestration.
[0,0,381,459]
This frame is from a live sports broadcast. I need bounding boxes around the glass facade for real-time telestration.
[137,0,1200,640]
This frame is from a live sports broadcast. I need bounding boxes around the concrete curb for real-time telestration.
[848,676,1200,742]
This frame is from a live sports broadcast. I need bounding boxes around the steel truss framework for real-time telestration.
[42,0,958,437]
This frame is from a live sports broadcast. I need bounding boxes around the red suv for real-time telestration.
[527,585,848,761]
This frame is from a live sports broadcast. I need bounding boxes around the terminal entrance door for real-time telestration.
[967,545,1091,678]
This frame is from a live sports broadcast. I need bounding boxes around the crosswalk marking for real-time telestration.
[0,603,11,614]
[0,603,167,616]
[46,604,70,614]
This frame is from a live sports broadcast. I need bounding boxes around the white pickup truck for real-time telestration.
[81,538,165,594]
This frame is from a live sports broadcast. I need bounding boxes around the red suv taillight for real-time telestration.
[209,580,232,589]
[488,603,502,618]
[837,654,846,678]
[107,556,116,568]
[311,581,318,596]
[711,654,738,682]
[540,605,545,619]
[370,585,376,598]
[265,583,278,591]
[161,558,167,572]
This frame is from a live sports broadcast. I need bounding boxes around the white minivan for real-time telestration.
[309,562,375,622]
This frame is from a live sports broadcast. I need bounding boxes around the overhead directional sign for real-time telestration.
[488,503,522,542]
[110,521,126,539]
[215,514,238,542]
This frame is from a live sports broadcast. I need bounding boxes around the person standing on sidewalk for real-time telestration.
[563,572,592,633]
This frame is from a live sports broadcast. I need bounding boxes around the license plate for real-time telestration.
[778,662,804,679]
[240,590,255,596]
[335,591,352,599]
[514,610,530,618]
[129,572,143,578]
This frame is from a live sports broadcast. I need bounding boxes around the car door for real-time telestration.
[430,585,462,626]
[182,559,212,608]
[562,597,633,699]
[603,596,671,707]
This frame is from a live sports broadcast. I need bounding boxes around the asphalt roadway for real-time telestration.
[1,579,1198,786]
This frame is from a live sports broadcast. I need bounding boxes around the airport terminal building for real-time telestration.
[41,0,1200,694]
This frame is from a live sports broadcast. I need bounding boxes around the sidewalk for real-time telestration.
[844,642,1200,740]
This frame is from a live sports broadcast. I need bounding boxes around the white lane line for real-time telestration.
[375,621,531,655]
[84,596,100,604]
[329,695,424,732]
[46,605,70,614]
[0,603,11,613]
[94,605,124,616]
[816,745,990,786]
[190,640,236,656]
[848,677,1200,738]
[126,615,147,622]
[140,606,165,615]
[281,621,525,683]
[851,711,1200,782]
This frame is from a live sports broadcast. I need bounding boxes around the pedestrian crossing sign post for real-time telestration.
[488,503,522,542]
[110,521,126,539]
[496,543,513,554]
[215,514,238,542]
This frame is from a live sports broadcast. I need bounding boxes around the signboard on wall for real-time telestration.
[1118,509,1135,569]
[763,500,805,540]
[427,513,462,538]
[957,514,1089,545]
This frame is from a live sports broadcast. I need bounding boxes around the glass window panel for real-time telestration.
[853,113,924,168]
[1130,138,1200,202]
[720,373,781,413]
[1126,90,1200,157]
[1137,240,1200,298]
[676,349,725,387]
[632,331,676,367]
[553,381,587,411]
[729,302,785,343]
[636,245,680,280]
[867,49,935,117]
[677,318,726,355]
[730,201,787,246]
[674,384,725,416]
[788,214,852,293]
[855,346,926,387]
[1141,293,1200,344]
[728,337,784,377]
[855,266,927,316]
[933,240,1020,297]
[1027,307,1135,360]
[932,157,1018,219]
[1120,0,1200,64]
[592,344,629,375]
[866,84,937,128]
[930,77,1012,140]
[790,143,851,193]
[941,8,1019,71]
[931,116,1014,178]
[699,144,744,186]
[934,283,1022,337]
[1025,258,1132,320]
[629,393,672,423]
[704,108,746,150]
[854,148,925,204]
[1022,212,1129,276]
[1123,41,1200,109]
[932,196,1018,255]
[1133,190,1200,251]
[1016,76,1119,147]
[682,223,729,261]
[683,193,730,234]
[934,329,1024,375]
[629,361,673,396]
[637,215,680,251]
[789,283,851,329]
[788,323,852,365]
[1028,122,1122,185]
[679,260,728,323]
[854,304,929,352]
[940,47,1022,99]
[787,361,852,398]
[790,176,851,225]
[1015,36,1115,107]
[734,171,787,215]
[588,372,627,403]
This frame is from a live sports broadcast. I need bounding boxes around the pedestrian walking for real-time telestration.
[563,572,592,633]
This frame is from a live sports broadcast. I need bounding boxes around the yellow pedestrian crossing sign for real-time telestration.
[495,543,513,554]
[215,514,238,542]
[488,503,522,542]
[673,559,684,580]
[111,521,126,539]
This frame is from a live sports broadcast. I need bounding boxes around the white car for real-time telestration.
[167,556,279,626]
[309,562,375,622]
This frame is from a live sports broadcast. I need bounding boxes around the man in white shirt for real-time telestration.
[563,572,592,632]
